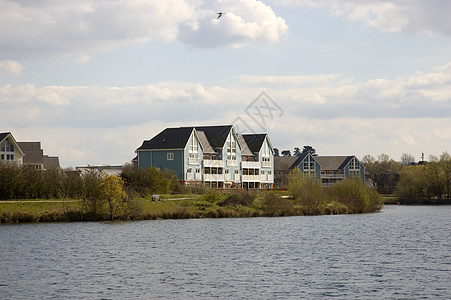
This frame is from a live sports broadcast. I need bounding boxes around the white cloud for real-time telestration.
[0,60,24,76]
[275,0,451,36]
[0,0,288,59]
[2,62,450,167]
[236,74,342,86]
[74,55,90,64]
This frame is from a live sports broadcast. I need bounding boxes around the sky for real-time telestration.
[1,0,450,168]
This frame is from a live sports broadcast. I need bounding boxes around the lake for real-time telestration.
[1,205,450,299]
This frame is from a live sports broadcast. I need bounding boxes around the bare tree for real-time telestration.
[401,153,415,166]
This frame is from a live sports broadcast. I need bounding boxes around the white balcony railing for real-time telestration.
[242,174,261,181]
[242,161,260,169]
[204,174,224,181]
[195,173,202,180]
[227,160,238,167]
[186,173,194,180]
[260,174,266,181]
[262,161,271,168]
[234,174,240,182]
[321,173,345,178]
[189,157,200,165]
[225,174,231,181]
[204,160,224,168]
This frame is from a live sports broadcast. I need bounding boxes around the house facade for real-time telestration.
[0,132,24,165]
[275,153,365,187]
[136,125,274,189]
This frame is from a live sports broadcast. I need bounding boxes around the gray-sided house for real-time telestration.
[135,125,274,189]
[275,153,365,187]
[0,132,24,165]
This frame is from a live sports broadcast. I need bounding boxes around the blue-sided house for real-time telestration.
[275,153,365,187]
[135,125,275,189]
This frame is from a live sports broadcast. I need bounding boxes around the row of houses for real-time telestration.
[1,126,365,188]
[133,125,365,188]
[0,132,60,170]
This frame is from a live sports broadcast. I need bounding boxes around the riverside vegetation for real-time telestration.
[0,162,384,223]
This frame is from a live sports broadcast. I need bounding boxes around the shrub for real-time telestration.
[261,193,293,217]
[330,178,383,213]
[218,191,256,207]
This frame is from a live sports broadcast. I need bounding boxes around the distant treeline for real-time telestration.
[362,152,451,204]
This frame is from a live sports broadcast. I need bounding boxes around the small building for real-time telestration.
[0,132,24,165]
[135,125,274,189]
[275,153,365,187]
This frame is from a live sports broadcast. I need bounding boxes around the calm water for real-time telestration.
[1,205,450,299]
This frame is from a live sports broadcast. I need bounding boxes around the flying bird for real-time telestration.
[217,12,225,19]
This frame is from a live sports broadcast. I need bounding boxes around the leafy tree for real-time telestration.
[97,175,127,220]
[293,147,301,156]
[302,145,317,156]
[274,148,280,157]
[281,150,291,157]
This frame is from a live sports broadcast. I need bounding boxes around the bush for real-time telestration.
[330,178,383,213]
[218,191,256,207]
[261,193,293,217]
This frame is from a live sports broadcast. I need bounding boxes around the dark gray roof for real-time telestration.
[274,156,298,171]
[137,127,194,150]
[0,132,10,142]
[194,125,233,148]
[43,155,60,169]
[242,134,267,153]
[237,134,253,156]
[314,156,353,170]
[17,142,44,165]
[17,142,41,151]
[274,153,309,171]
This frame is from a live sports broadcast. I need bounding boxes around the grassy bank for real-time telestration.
[0,188,382,224]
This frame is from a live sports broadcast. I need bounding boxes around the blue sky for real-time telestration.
[1,0,450,167]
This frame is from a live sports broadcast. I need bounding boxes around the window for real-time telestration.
[225,169,229,174]
[226,131,237,160]
[167,153,174,160]
[187,168,192,173]
[195,168,200,174]
[234,169,239,174]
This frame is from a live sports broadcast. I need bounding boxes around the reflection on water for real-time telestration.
[1,206,450,299]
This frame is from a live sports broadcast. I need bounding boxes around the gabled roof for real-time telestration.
[194,125,233,148]
[314,156,354,170]
[0,132,10,143]
[237,134,253,156]
[274,153,310,171]
[137,127,195,150]
[197,130,216,154]
[242,134,267,153]
[274,156,299,171]
[0,132,25,156]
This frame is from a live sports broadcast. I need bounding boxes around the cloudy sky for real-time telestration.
[1,0,450,167]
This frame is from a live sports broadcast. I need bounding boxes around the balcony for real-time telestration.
[186,173,194,180]
[204,159,224,168]
[234,174,240,182]
[188,157,200,165]
[195,173,202,180]
[242,161,260,169]
[260,174,266,181]
[204,174,224,181]
[321,173,345,179]
[226,160,238,167]
[225,173,231,181]
[262,161,271,168]
[242,174,261,181]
